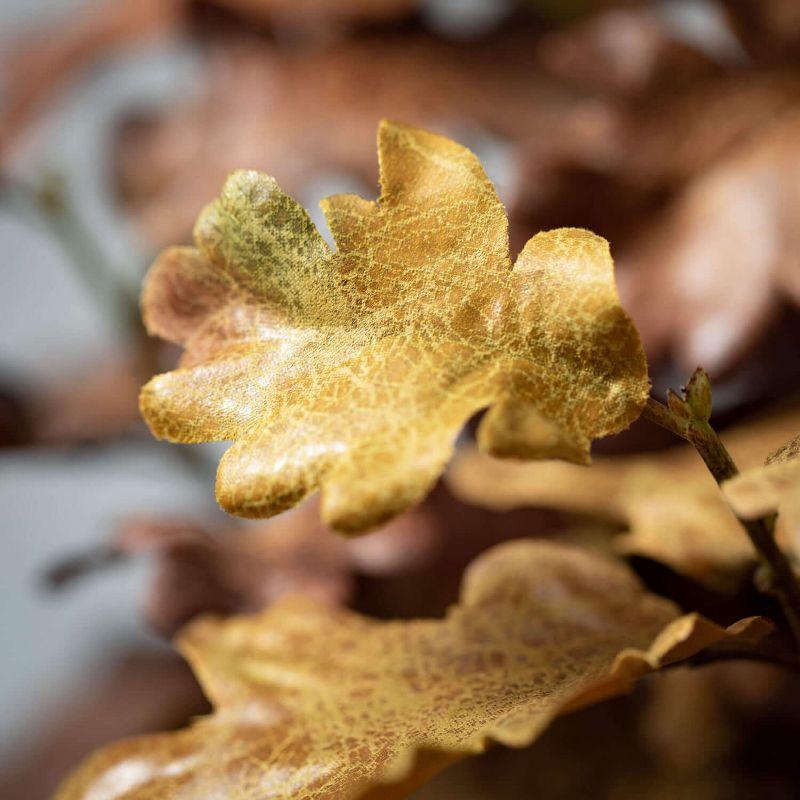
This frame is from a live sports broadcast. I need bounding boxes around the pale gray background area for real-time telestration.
[0,0,210,764]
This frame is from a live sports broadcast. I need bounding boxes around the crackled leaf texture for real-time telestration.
[140,120,648,532]
[56,540,768,800]
[449,409,800,590]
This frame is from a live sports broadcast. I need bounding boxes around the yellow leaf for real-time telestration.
[139,120,648,533]
[56,540,768,800]
[449,409,800,589]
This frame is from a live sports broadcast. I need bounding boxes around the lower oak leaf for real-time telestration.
[56,540,769,800]
[448,408,800,590]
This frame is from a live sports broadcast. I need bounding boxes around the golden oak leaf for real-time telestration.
[724,434,800,537]
[140,120,648,532]
[449,408,800,590]
[56,540,769,800]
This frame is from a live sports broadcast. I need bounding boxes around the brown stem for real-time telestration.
[642,396,689,438]
[643,397,800,647]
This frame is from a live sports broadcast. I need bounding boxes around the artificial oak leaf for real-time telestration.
[56,539,769,800]
[112,500,440,636]
[449,408,800,590]
[0,0,426,162]
[140,120,648,532]
[724,435,800,537]
[619,108,800,375]
[720,0,800,63]
[0,0,180,164]
[115,33,575,247]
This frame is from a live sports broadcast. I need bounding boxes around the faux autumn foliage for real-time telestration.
[114,32,563,248]
[725,433,800,531]
[140,121,648,532]
[57,122,800,799]
[449,407,800,591]
[111,501,440,637]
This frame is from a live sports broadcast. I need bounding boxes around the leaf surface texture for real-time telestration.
[56,539,766,800]
[140,120,647,531]
[449,409,800,589]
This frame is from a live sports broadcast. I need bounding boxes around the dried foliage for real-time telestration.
[0,0,180,163]
[725,434,800,534]
[510,4,800,377]
[449,409,800,590]
[56,540,769,800]
[115,501,440,636]
[536,5,720,98]
[0,357,147,449]
[0,0,423,161]
[620,108,800,374]
[31,357,144,445]
[9,4,800,798]
[114,32,570,247]
[207,0,418,29]
[139,121,647,531]
[720,0,800,62]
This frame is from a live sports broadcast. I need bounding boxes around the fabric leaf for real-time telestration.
[448,409,800,589]
[724,433,800,527]
[112,501,440,637]
[56,539,768,800]
[140,120,648,532]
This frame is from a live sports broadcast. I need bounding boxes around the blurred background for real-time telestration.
[2,0,800,797]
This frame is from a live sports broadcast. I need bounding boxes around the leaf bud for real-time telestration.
[684,368,712,421]
[667,388,692,420]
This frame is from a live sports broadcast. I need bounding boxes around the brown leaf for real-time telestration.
[512,68,800,247]
[56,539,770,800]
[139,120,648,532]
[720,0,800,63]
[536,5,720,98]
[0,0,427,161]
[208,0,418,29]
[31,356,144,445]
[0,356,147,450]
[619,108,800,375]
[724,434,800,538]
[619,72,800,192]
[0,0,180,163]
[116,499,441,636]
[115,31,576,247]
[449,408,800,589]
